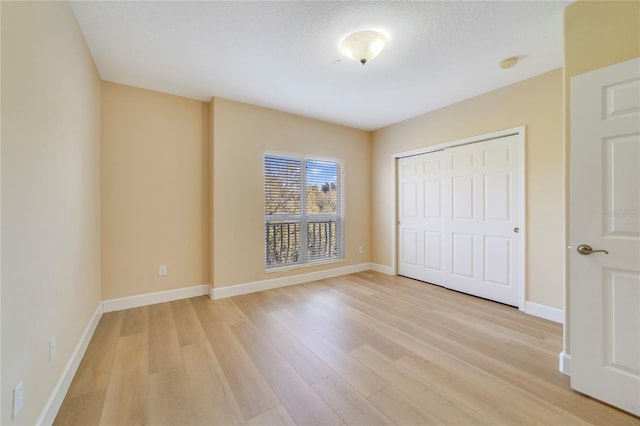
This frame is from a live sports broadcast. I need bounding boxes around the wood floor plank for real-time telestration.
[286,289,410,361]
[65,311,123,398]
[328,275,379,297]
[271,308,388,397]
[331,278,564,387]
[398,353,590,426]
[306,288,389,330]
[148,302,183,374]
[284,301,367,353]
[181,340,246,425]
[250,289,299,313]
[247,405,296,426]
[119,305,148,336]
[373,316,633,425]
[367,385,442,426]
[234,294,335,384]
[191,296,280,420]
[213,297,249,324]
[350,344,486,425]
[148,366,192,425]
[170,298,207,346]
[370,282,539,337]
[53,389,107,426]
[311,374,394,426]
[359,273,561,335]
[99,332,149,425]
[230,319,343,425]
[277,282,321,301]
[431,307,561,356]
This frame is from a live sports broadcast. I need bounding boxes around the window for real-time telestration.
[264,153,345,269]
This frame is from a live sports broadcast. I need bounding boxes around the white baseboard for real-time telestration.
[103,284,211,313]
[36,302,103,426]
[370,263,394,275]
[559,350,571,376]
[212,263,371,299]
[524,301,564,324]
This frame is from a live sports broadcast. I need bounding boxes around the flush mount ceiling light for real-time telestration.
[340,30,387,65]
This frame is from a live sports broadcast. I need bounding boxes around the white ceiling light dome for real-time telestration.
[340,30,387,65]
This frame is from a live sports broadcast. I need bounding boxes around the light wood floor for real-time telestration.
[55,271,639,425]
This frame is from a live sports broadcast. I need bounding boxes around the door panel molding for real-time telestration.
[393,126,526,310]
[569,57,640,416]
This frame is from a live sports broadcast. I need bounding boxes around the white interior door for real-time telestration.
[398,151,445,285]
[570,57,640,416]
[398,134,522,307]
[443,135,521,307]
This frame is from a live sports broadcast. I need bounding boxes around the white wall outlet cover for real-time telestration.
[13,380,24,419]
[49,336,56,362]
[159,265,167,276]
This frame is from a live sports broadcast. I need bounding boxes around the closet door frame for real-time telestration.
[391,126,526,311]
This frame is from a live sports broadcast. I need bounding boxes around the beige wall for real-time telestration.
[0,3,3,421]
[564,0,640,79]
[1,2,102,424]
[101,82,210,299]
[563,0,640,355]
[209,99,216,289]
[372,69,564,309]
[212,98,371,288]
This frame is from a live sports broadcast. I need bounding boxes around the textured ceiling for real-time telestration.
[71,1,570,131]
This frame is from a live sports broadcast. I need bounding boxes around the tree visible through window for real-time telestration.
[264,154,344,269]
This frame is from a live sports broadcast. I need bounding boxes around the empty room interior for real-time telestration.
[2,0,640,425]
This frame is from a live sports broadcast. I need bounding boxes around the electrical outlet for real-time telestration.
[159,265,167,276]
[49,336,56,362]
[13,380,23,419]
[358,245,363,254]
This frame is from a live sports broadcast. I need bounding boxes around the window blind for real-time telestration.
[264,154,344,269]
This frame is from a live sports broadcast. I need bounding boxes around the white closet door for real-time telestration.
[443,135,521,306]
[398,134,521,307]
[398,152,445,284]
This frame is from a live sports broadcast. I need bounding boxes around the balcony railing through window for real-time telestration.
[265,218,339,268]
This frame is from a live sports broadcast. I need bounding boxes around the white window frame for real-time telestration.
[264,151,345,271]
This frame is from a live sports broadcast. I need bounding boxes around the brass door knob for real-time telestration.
[577,244,609,255]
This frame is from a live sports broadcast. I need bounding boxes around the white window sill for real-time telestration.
[265,257,345,274]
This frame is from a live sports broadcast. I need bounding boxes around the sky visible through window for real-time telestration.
[306,159,337,188]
